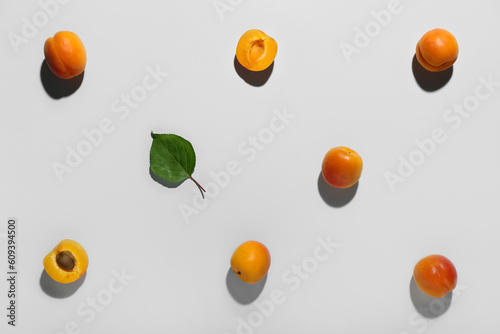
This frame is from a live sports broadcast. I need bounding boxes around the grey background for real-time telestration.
[1,0,499,333]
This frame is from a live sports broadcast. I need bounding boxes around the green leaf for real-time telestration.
[150,133,202,189]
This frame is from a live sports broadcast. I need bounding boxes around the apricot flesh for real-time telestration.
[230,240,271,284]
[43,239,88,284]
[44,31,86,79]
[413,254,457,298]
[236,29,277,71]
[416,28,458,72]
[322,146,363,188]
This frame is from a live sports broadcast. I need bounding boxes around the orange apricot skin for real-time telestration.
[236,29,277,72]
[321,146,363,189]
[44,31,86,79]
[230,240,271,284]
[43,239,89,284]
[413,255,457,298]
[416,28,458,72]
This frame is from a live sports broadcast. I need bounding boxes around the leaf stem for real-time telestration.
[190,176,206,199]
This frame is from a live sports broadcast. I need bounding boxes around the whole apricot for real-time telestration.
[44,31,86,79]
[321,146,363,188]
[236,29,277,71]
[416,28,458,72]
[230,240,270,284]
[413,254,457,298]
[43,239,89,284]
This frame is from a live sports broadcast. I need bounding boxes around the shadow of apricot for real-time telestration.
[226,268,267,305]
[234,55,273,87]
[412,55,453,92]
[409,276,452,318]
[40,60,84,99]
[317,172,358,208]
[40,269,86,298]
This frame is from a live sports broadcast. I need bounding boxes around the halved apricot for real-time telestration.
[236,29,277,71]
[44,31,86,79]
[416,28,458,72]
[43,239,88,284]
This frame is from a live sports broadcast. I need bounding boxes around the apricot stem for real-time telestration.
[190,176,206,199]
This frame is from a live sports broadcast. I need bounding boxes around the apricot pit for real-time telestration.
[56,251,76,271]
